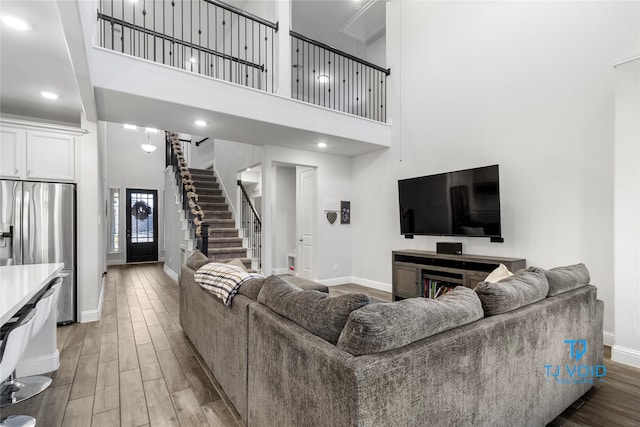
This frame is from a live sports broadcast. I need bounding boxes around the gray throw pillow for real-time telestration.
[185,250,211,270]
[337,286,483,356]
[257,275,370,344]
[534,264,590,296]
[474,269,548,315]
[237,278,265,300]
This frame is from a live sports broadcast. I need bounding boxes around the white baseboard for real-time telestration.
[16,350,60,377]
[315,276,392,293]
[351,276,392,293]
[164,265,179,283]
[272,268,289,275]
[611,344,640,368]
[316,276,354,286]
[603,330,615,347]
[80,309,99,323]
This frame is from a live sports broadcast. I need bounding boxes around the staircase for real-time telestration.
[189,168,252,267]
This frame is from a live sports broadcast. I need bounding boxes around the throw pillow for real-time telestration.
[533,264,590,297]
[474,269,548,315]
[226,258,247,271]
[185,250,211,270]
[484,264,513,283]
[337,286,484,356]
[257,275,370,344]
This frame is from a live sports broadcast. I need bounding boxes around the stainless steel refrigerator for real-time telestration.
[0,180,76,324]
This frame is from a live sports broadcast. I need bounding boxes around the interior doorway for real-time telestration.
[126,188,159,263]
[296,167,316,280]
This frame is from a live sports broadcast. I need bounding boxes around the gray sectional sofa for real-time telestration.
[179,254,604,427]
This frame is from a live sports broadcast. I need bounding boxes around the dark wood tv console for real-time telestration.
[392,250,526,301]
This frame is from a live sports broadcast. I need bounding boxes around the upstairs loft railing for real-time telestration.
[237,180,261,270]
[166,132,210,256]
[97,0,278,93]
[290,31,390,123]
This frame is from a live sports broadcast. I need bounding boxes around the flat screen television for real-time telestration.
[398,165,502,239]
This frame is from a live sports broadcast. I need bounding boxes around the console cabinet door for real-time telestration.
[26,132,75,182]
[394,265,420,298]
[0,127,26,179]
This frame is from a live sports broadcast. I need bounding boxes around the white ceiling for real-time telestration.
[0,1,83,125]
[0,0,386,153]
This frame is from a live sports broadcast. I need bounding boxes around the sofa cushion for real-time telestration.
[226,258,248,271]
[534,264,590,297]
[474,269,548,315]
[257,275,370,344]
[336,286,483,356]
[186,250,211,270]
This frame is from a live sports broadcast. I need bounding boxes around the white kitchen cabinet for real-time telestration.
[26,131,75,181]
[0,120,83,182]
[0,127,27,179]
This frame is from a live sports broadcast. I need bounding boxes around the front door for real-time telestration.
[126,189,158,263]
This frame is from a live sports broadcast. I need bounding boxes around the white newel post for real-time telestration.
[276,0,291,98]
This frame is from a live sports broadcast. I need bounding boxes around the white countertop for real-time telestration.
[0,263,64,325]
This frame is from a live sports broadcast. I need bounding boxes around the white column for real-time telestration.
[613,56,640,368]
[276,0,291,98]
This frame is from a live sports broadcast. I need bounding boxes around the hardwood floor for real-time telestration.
[0,264,241,427]
[1,267,638,426]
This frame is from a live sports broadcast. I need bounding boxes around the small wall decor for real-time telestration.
[326,211,337,224]
[341,201,351,224]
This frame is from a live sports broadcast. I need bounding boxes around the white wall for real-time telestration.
[213,138,264,220]
[188,139,215,170]
[272,166,296,272]
[352,1,640,335]
[367,32,386,68]
[613,57,640,367]
[105,122,166,264]
[263,145,352,281]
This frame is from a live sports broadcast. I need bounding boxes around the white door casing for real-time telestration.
[297,167,315,280]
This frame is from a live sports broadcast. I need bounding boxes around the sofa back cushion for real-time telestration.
[257,276,370,344]
[474,269,548,315]
[337,286,484,356]
[186,250,211,270]
[237,278,265,300]
[536,264,590,296]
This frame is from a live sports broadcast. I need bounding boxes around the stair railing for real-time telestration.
[97,0,278,93]
[166,131,209,256]
[237,180,261,269]
[290,30,390,122]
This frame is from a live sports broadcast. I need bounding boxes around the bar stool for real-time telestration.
[0,278,62,406]
[0,308,37,427]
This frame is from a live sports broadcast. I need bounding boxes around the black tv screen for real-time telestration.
[398,165,502,238]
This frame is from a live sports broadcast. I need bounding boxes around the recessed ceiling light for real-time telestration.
[145,127,158,133]
[189,57,197,64]
[317,142,327,148]
[123,124,138,131]
[195,120,207,127]
[246,168,251,172]
[317,74,329,84]
[2,15,30,31]
[40,91,59,100]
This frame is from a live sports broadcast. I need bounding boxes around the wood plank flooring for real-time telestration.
[0,264,242,427]
[1,266,638,427]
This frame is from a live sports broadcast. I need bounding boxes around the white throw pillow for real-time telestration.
[484,263,514,283]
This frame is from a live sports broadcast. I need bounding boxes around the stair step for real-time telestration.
[197,195,225,204]
[189,168,213,176]
[204,219,235,228]
[204,211,232,220]
[207,247,248,258]
[198,202,228,211]
[208,237,243,248]
[209,228,240,238]
[191,176,218,185]
[196,187,222,196]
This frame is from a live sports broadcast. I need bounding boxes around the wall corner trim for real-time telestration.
[611,344,640,368]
